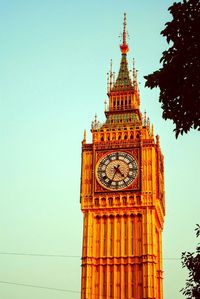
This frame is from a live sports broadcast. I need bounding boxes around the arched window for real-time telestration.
[112,133,116,140]
[115,197,120,206]
[108,197,113,206]
[95,198,99,206]
[122,196,127,205]
[129,196,134,204]
[102,197,106,206]
[136,196,141,205]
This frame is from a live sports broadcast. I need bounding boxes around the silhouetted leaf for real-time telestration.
[144,0,200,137]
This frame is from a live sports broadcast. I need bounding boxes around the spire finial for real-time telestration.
[151,124,154,136]
[120,13,129,54]
[133,58,136,85]
[123,13,127,45]
[104,99,107,111]
[133,58,138,90]
[84,129,86,141]
[110,59,113,90]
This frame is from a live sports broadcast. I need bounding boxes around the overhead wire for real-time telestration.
[0,252,80,258]
[0,252,181,260]
[0,280,157,298]
[0,280,79,294]
[0,254,182,297]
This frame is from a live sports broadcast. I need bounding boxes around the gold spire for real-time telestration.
[110,13,132,92]
[120,13,129,55]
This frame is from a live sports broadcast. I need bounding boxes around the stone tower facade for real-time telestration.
[80,14,165,299]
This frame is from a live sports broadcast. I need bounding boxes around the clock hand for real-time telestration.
[115,165,124,177]
[111,166,118,180]
[111,164,121,181]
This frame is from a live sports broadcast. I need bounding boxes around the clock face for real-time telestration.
[96,151,138,190]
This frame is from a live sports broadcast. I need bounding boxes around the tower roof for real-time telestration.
[112,54,133,92]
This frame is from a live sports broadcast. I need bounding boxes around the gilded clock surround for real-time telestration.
[80,13,165,299]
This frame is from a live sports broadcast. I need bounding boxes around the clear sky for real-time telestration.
[0,1,199,298]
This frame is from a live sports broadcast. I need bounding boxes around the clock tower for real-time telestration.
[80,14,165,299]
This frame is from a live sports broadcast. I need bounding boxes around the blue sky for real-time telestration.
[0,1,199,298]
